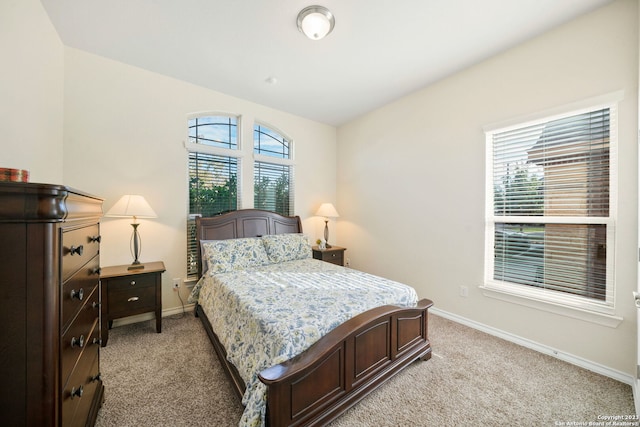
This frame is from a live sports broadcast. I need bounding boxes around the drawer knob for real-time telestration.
[89,235,101,243]
[70,385,83,399]
[92,301,101,309]
[130,280,136,286]
[70,288,84,301]
[69,245,84,256]
[128,296,139,302]
[91,373,102,383]
[71,335,85,348]
[91,267,101,275]
[92,337,102,346]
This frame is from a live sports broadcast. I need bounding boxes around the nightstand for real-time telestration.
[100,261,165,346]
[312,246,346,266]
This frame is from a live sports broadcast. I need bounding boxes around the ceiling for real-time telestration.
[40,0,613,126]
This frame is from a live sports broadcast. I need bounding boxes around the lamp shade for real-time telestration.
[315,203,339,218]
[297,6,335,40]
[105,195,157,219]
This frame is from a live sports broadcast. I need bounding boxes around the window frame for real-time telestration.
[187,115,239,150]
[184,115,297,279]
[253,121,295,216]
[483,95,620,318]
[185,113,243,278]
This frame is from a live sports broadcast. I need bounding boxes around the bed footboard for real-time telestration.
[259,298,434,427]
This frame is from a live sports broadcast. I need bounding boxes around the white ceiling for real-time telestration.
[40,0,613,126]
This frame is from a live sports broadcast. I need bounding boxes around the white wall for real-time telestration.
[62,48,337,310]
[337,0,638,377]
[0,0,64,183]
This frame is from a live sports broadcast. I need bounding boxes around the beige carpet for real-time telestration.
[96,312,635,426]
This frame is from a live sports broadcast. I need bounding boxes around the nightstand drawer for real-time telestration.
[323,251,343,264]
[108,286,157,315]
[312,246,346,266]
[105,273,156,292]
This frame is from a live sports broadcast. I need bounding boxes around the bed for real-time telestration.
[189,209,433,426]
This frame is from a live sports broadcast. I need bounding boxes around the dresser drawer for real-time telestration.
[108,285,157,316]
[62,344,100,427]
[62,223,100,281]
[62,255,100,332]
[61,293,100,386]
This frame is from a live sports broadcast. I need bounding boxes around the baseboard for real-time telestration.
[430,307,635,386]
[109,303,196,329]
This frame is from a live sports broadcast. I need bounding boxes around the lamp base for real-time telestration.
[323,220,331,249]
[129,223,145,270]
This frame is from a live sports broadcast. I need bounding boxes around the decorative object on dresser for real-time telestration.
[104,194,157,269]
[0,167,29,182]
[100,261,165,347]
[0,182,104,426]
[314,202,339,247]
[312,245,346,266]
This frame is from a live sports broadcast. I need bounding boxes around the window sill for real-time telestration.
[479,285,623,328]
[184,276,198,288]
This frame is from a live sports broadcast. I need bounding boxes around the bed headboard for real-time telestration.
[195,209,303,278]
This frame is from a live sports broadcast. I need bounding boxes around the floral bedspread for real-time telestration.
[189,258,418,427]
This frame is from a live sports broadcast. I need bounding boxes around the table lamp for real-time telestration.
[105,195,157,269]
[315,203,339,248]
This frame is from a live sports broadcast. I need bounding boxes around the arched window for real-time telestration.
[253,123,294,216]
[184,116,295,278]
[186,114,240,276]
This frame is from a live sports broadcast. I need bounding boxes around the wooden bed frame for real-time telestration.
[194,209,433,426]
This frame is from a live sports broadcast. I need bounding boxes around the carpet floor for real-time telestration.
[95,312,635,426]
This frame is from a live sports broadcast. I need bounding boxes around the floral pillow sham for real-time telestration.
[201,237,271,275]
[261,233,312,263]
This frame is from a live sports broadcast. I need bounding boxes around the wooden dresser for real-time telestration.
[0,182,104,426]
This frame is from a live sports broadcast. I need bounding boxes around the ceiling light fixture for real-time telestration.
[297,5,335,40]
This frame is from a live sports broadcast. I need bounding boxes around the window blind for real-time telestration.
[254,161,292,216]
[489,107,613,303]
[493,109,609,218]
[187,152,238,276]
